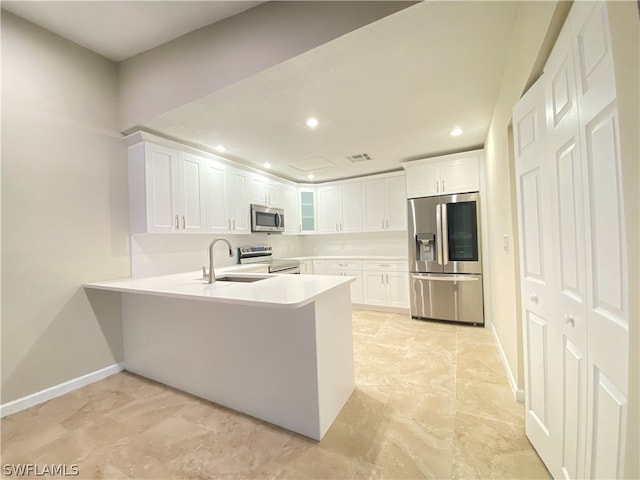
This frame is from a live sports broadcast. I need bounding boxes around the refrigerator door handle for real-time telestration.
[436,204,443,265]
[411,274,480,282]
[441,202,449,264]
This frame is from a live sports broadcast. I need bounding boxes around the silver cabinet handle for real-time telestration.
[385,273,388,284]
[530,293,538,303]
[441,202,449,265]
[386,219,389,229]
[299,224,302,232]
[181,215,186,230]
[175,215,180,230]
[381,274,384,283]
[382,220,385,229]
[336,223,339,232]
[380,264,391,267]
[442,180,445,192]
[228,219,231,231]
[339,263,348,267]
[232,219,236,230]
[564,314,575,326]
[341,223,343,232]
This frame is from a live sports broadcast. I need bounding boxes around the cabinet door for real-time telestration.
[299,189,316,234]
[176,152,206,233]
[345,270,363,304]
[227,169,250,234]
[363,178,386,232]
[340,182,363,233]
[279,184,298,234]
[405,162,440,198]
[203,159,229,233]
[386,175,407,231]
[266,181,280,207]
[363,271,386,306]
[317,186,341,233]
[385,272,409,308]
[145,143,178,233]
[300,260,313,274]
[249,175,267,206]
[440,156,479,194]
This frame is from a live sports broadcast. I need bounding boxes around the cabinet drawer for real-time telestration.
[363,261,407,272]
[326,260,363,272]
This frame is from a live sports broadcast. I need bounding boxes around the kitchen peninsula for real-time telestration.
[84,270,356,441]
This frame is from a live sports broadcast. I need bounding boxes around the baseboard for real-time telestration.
[351,304,410,315]
[0,362,125,418]
[488,323,525,403]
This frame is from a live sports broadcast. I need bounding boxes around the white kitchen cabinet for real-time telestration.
[203,162,250,235]
[249,174,280,207]
[312,260,327,275]
[279,183,298,234]
[317,182,363,233]
[128,142,206,233]
[362,262,409,308]
[298,187,316,234]
[300,260,313,274]
[363,173,407,232]
[225,167,251,234]
[403,150,481,198]
[326,260,363,304]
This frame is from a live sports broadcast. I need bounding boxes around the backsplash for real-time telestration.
[300,231,408,257]
[130,234,304,277]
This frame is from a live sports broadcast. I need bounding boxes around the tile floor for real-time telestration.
[1,311,549,479]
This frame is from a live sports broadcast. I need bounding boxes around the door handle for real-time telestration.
[436,204,443,265]
[530,293,538,303]
[181,215,186,230]
[441,203,449,265]
[175,215,180,230]
[564,314,575,327]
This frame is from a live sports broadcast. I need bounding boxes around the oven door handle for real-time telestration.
[412,274,480,282]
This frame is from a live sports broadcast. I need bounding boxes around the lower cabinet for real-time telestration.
[363,271,409,308]
[299,260,313,274]
[326,261,363,304]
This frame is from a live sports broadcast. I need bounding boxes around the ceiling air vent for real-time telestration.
[347,153,372,163]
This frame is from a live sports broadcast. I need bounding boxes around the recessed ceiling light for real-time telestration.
[306,117,319,128]
[215,145,226,152]
[307,174,315,180]
[450,128,463,137]
[263,162,271,169]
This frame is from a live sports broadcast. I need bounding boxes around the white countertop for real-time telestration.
[293,256,407,261]
[84,266,355,309]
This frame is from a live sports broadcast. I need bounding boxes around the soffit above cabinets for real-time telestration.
[142,1,518,183]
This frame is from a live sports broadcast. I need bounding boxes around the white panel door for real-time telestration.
[227,168,250,234]
[279,184,298,234]
[514,74,559,471]
[385,272,409,308]
[570,3,628,478]
[203,159,229,233]
[363,178,386,232]
[405,161,439,198]
[386,175,407,231]
[363,272,385,306]
[340,182,363,233]
[544,24,588,480]
[176,152,205,233]
[440,156,479,194]
[145,144,178,233]
[317,186,341,234]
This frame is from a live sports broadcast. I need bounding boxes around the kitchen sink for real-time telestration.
[214,275,268,283]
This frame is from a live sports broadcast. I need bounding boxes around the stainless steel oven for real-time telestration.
[251,204,285,233]
[238,245,300,274]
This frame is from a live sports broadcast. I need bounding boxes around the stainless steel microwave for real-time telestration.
[250,204,285,233]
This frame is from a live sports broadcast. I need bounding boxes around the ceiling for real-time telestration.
[143,1,518,182]
[2,1,520,183]
[1,1,265,61]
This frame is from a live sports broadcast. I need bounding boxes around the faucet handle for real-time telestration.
[202,266,209,280]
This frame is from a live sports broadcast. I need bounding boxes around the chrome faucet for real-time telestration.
[204,238,233,284]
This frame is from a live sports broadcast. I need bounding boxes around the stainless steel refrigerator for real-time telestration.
[407,192,484,325]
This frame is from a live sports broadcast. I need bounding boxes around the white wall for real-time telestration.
[482,1,569,393]
[130,234,304,278]
[1,13,130,404]
[118,1,415,131]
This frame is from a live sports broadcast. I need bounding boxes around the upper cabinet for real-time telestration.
[403,150,481,198]
[317,182,363,233]
[129,142,206,233]
[363,173,407,232]
[249,174,281,207]
[279,183,298,235]
[298,187,317,234]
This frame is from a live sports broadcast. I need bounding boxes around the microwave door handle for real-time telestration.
[275,212,281,228]
[442,202,449,265]
[436,204,443,265]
